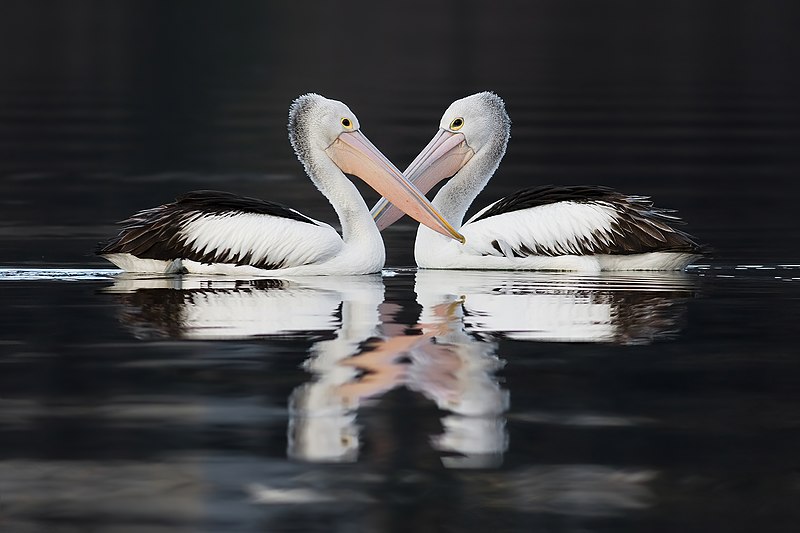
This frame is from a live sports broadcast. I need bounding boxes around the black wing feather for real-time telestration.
[97,190,321,268]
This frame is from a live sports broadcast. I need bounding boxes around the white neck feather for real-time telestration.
[306,151,382,246]
[430,151,499,228]
[414,134,507,262]
[416,142,505,244]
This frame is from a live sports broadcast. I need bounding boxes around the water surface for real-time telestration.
[2,266,800,531]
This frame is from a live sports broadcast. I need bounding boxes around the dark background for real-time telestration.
[1,0,799,266]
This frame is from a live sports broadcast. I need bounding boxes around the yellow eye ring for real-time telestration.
[341,117,354,129]
[450,117,464,131]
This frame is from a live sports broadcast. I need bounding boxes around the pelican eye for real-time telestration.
[450,117,464,131]
[341,117,354,129]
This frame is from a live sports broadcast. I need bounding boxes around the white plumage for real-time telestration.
[463,201,620,257]
[181,212,341,270]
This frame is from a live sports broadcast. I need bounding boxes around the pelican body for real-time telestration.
[372,92,703,271]
[98,94,462,276]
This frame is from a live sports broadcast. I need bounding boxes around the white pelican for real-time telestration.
[98,94,463,275]
[372,92,704,271]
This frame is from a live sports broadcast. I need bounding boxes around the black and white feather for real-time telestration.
[464,185,702,258]
[98,190,341,271]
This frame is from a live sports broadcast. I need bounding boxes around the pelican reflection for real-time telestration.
[415,270,696,344]
[105,269,696,467]
[105,274,380,340]
[290,285,509,467]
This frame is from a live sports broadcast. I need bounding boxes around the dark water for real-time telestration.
[2,266,800,532]
[2,1,800,532]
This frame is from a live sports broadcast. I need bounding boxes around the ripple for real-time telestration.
[686,263,800,281]
[0,268,121,280]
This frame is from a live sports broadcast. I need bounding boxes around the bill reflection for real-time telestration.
[289,285,509,467]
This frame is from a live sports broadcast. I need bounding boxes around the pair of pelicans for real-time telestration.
[99,93,703,275]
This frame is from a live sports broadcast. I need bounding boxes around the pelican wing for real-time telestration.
[98,190,342,269]
[463,186,701,257]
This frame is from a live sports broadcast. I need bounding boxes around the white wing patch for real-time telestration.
[463,201,619,257]
[181,212,342,269]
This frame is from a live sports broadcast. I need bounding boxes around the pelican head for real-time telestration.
[372,91,511,230]
[289,93,463,242]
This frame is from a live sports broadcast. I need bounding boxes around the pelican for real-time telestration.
[372,92,704,271]
[97,94,463,275]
